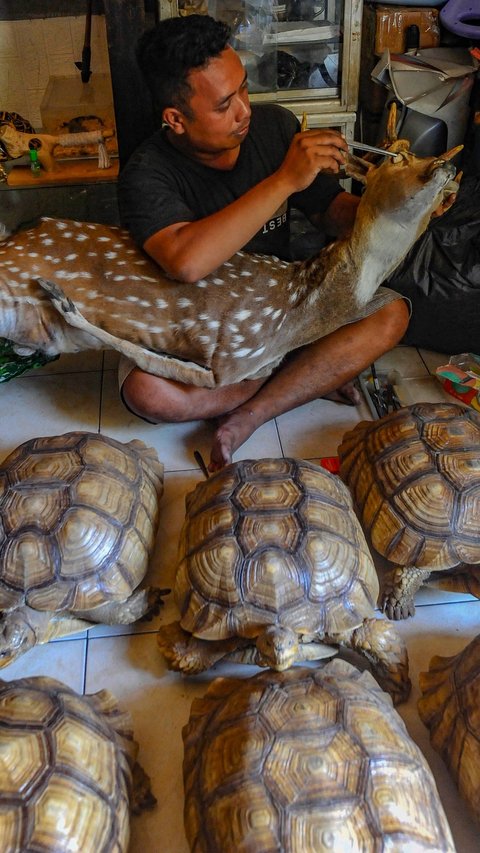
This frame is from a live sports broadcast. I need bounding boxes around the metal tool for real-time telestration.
[348,141,398,158]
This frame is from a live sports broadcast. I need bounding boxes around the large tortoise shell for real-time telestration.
[175,458,378,639]
[419,633,480,825]
[0,675,137,852]
[183,660,455,851]
[0,432,163,612]
[338,403,480,571]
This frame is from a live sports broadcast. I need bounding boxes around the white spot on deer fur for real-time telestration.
[251,323,262,333]
[55,271,92,280]
[155,299,168,309]
[177,298,193,308]
[62,232,73,238]
[228,324,239,332]
[105,251,118,260]
[9,267,20,273]
[86,224,97,230]
[27,252,39,258]
[234,310,251,321]
[65,254,78,261]
[262,307,274,316]
[139,275,157,283]
[55,222,68,229]
[116,260,126,265]
[113,275,127,281]
[208,320,220,329]
[248,346,265,358]
[228,273,239,279]
[268,278,279,287]
[234,348,252,357]
[196,280,207,288]
[240,270,252,277]
[232,335,245,344]
[75,234,88,241]
[230,292,240,298]
[134,260,147,265]
[87,252,98,257]
[181,319,196,329]
[97,236,111,242]
[272,309,282,320]
[212,278,225,285]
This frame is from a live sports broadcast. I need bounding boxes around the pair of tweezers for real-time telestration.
[348,141,397,158]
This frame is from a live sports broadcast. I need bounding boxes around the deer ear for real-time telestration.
[341,153,373,185]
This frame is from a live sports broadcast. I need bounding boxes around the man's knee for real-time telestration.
[376,299,410,343]
[121,368,185,423]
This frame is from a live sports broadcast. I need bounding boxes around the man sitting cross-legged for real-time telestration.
[118,15,409,471]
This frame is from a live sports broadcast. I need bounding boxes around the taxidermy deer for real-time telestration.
[0,136,460,388]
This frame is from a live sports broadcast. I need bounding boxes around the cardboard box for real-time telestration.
[373,6,440,56]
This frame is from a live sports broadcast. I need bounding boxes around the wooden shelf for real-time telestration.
[6,158,119,188]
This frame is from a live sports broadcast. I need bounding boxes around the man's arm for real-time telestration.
[309,190,361,239]
[144,128,349,282]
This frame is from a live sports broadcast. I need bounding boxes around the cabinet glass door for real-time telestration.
[176,0,344,100]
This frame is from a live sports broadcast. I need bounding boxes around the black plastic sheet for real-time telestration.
[386,175,480,354]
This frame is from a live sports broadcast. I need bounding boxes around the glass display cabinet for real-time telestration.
[157,0,363,140]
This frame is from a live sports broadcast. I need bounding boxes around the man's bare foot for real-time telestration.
[323,380,361,405]
[209,408,259,472]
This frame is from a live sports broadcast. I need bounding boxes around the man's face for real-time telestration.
[178,46,251,156]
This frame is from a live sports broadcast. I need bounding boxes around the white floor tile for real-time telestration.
[22,350,104,377]
[394,375,453,407]
[0,638,86,692]
[0,372,102,458]
[276,396,371,459]
[419,348,455,375]
[375,344,431,378]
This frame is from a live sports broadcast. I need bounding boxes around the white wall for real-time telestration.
[0,15,110,130]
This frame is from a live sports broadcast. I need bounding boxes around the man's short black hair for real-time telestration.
[137,15,232,118]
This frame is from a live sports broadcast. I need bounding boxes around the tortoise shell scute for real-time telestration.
[338,403,480,569]
[176,458,378,639]
[183,662,455,852]
[0,432,163,612]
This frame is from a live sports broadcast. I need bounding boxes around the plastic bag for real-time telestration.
[385,175,480,354]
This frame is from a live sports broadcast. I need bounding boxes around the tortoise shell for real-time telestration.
[183,659,455,851]
[0,111,35,161]
[0,675,142,852]
[338,403,480,571]
[0,432,163,612]
[419,633,480,825]
[175,457,379,640]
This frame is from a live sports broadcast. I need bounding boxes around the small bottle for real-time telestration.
[29,148,41,176]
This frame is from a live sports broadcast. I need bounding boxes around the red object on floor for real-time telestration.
[318,456,341,474]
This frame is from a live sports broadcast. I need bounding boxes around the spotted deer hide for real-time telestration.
[0,147,458,388]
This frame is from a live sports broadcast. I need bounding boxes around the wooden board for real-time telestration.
[7,158,119,187]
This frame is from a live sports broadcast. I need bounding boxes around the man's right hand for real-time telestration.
[278,128,349,193]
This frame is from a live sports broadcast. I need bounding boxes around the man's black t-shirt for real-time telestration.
[118,103,343,260]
